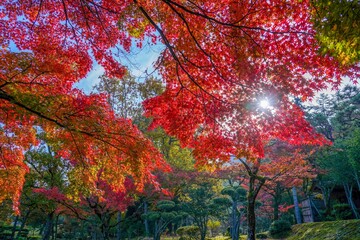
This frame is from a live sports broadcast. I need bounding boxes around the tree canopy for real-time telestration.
[311,0,360,65]
[1,1,360,239]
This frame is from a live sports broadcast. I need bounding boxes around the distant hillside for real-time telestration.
[286,220,360,240]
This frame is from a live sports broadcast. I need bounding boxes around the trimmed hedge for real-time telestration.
[177,226,200,240]
[269,219,291,237]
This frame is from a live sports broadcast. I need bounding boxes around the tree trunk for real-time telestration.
[171,223,175,236]
[200,230,206,240]
[11,215,18,240]
[200,224,207,240]
[53,214,59,240]
[356,178,360,193]
[273,198,279,221]
[292,187,302,224]
[273,185,282,221]
[319,183,334,215]
[233,217,241,240]
[116,211,122,240]
[91,224,97,240]
[42,212,54,240]
[242,159,266,240]
[245,171,265,240]
[231,200,240,240]
[16,210,31,240]
[101,220,111,240]
[144,201,150,237]
[343,183,360,219]
[247,174,257,240]
[247,197,256,240]
[194,217,208,240]
[153,221,160,240]
[354,172,360,192]
[320,186,330,209]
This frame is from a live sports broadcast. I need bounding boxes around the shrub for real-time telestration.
[207,220,221,237]
[318,209,335,221]
[269,219,291,237]
[256,232,268,239]
[332,204,353,220]
[177,226,200,240]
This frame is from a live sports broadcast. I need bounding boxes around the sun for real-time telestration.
[259,99,270,109]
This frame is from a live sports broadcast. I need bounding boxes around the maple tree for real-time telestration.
[133,2,358,238]
[261,143,315,221]
[23,144,69,240]
[33,169,138,239]
[93,74,201,239]
[142,0,358,159]
[0,51,168,212]
[32,188,113,239]
[216,142,315,239]
[15,134,142,239]
[2,0,360,239]
[1,0,175,212]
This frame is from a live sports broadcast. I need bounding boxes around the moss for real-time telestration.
[287,220,360,240]
[168,221,360,240]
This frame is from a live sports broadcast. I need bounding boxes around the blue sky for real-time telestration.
[74,40,164,94]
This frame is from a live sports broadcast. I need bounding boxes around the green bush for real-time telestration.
[17,229,29,237]
[269,220,291,237]
[207,220,221,237]
[177,226,200,240]
[318,209,335,221]
[0,231,12,239]
[332,204,353,220]
[256,232,268,239]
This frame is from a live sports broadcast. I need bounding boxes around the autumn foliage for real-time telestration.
[142,0,359,161]
[1,0,359,218]
[0,0,170,211]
